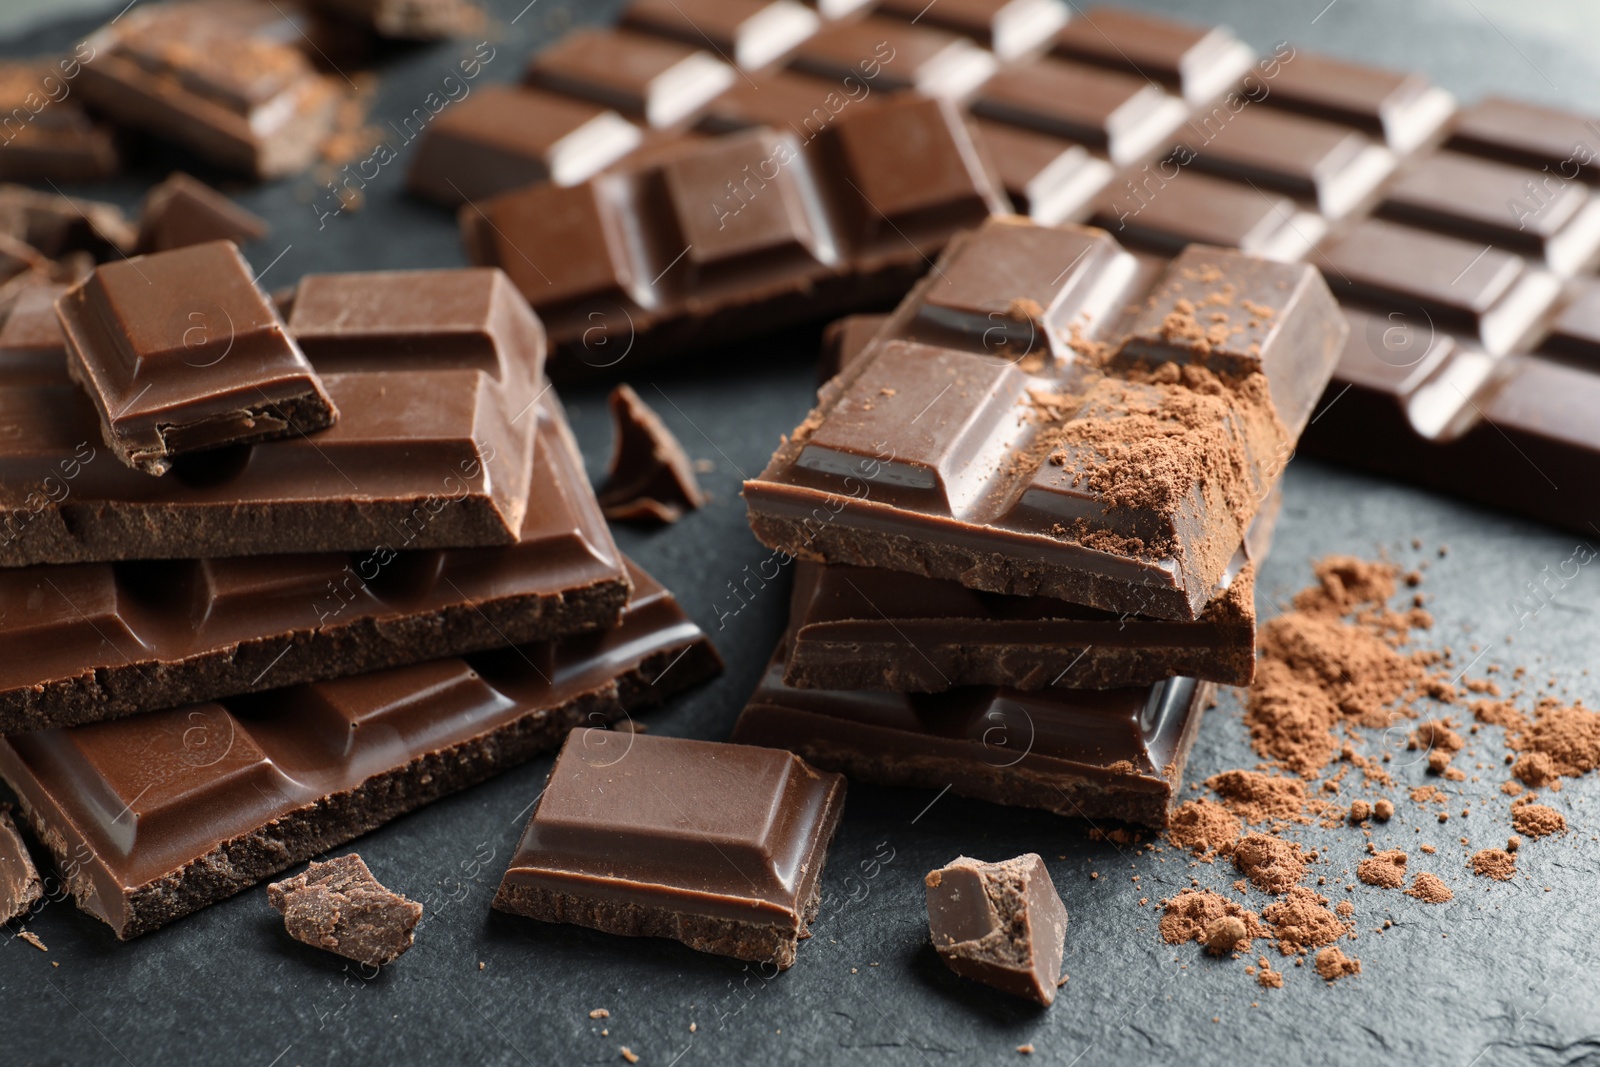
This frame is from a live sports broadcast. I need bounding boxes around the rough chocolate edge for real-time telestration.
[0,807,43,923]
[492,771,845,969]
[10,638,722,940]
[147,389,340,474]
[0,575,631,732]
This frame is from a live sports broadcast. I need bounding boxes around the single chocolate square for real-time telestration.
[926,853,1067,1005]
[58,241,338,475]
[495,730,846,969]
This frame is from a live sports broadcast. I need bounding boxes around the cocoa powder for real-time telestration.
[1510,804,1566,839]
[1356,850,1408,890]
[1167,799,1241,859]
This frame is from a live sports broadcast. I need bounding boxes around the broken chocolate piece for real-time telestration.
[0,184,135,260]
[310,0,484,39]
[134,173,269,255]
[268,854,422,967]
[925,853,1067,1005]
[0,60,120,183]
[0,807,41,924]
[494,730,846,969]
[597,383,707,523]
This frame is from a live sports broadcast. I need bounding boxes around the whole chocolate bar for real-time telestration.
[744,219,1344,621]
[0,389,628,732]
[461,93,1007,374]
[494,729,845,969]
[0,267,542,565]
[59,242,339,475]
[0,559,721,939]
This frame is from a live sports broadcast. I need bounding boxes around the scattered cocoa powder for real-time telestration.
[1167,799,1241,859]
[1232,835,1307,894]
[1511,703,1600,778]
[1511,752,1555,787]
[1469,849,1517,881]
[1356,850,1408,890]
[1347,800,1371,823]
[1203,915,1249,956]
[1405,873,1453,904]
[1373,799,1394,821]
[1314,946,1362,982]
[1205,770,1306,823]
[1159,890,1265,948]
[1510,804,1566,839]
[1261,888,1350,955]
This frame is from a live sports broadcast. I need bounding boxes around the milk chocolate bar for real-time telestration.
[0,267,542,565]
[0,559,721,939]
[59,242,339,475]
[494,730,845,969]
[0,60,120,183]
[0,389,628,732]
[462,94,1006,373]
[744,219,1344,621]
[78,0,340,178]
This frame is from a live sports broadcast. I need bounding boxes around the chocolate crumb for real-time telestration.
[1468,849,1517,881]
[18,930,46,952]
[1313,946,1361,982]
[620,1047,639,1064]
[590,1009,611,1020]
[1405,873,1453,904]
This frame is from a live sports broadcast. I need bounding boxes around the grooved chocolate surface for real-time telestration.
[0,559,721,940]
[0,266,544,565]
[58,241,338,475]
[494,728,845,969]
[743,218,1344,621]
[0,388,628,732]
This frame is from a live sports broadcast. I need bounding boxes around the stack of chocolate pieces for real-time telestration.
[729,216,1346,828]
[0,240,721,939]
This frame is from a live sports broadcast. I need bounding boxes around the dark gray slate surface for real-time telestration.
[2,2,1599,1064]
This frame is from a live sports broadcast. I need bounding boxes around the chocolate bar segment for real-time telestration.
[874,0,1069,62]
[78,0,340,178]
[1050,6,1254,104]
[0,559,721,939]
[973,58,1189,167]
[134,173,270,255]
[407,86,642,207]
[58,241,338,475]
[494,730,845,969]
[0,60,120,183]
[621,0,822,71]
[1263,52,1455,154]
[970,119,1113,224]
[1446,97,1600,182]
[1093,170,1323,261]
[0,390,628,732]
[745,219,1344,620]
[524,28,737,128]
[1,267,542,565]
[788,16,998,99]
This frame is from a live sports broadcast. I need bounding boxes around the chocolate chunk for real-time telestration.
[134,173,270,255]
[268,854,422,967]
[78,0,340,178]
[0,390,629,732]
[1051,6,1254,104]
[0,560,720,939]
[524,28,736,129]
[597,383,706,524]
[59,241,339,475]
[925,853,1067,1005]
[0,807,42,924]
[0,60,120,182]
[494,730,845,969]
[0,184,135,260]
[309,0,484,39]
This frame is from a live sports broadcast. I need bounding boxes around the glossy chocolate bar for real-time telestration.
[744,219,1344,621]
[0,559,722,939]
[462,94,1006,372]
[78,0,340,178]
[495,729,845,968]
[787,16,998,99]
[0,267,542,566]
[1050,6,1255,105]
[0,390,629,732]
[60,242,339,475]
[0,60,120,183]
[732,636,1211,829]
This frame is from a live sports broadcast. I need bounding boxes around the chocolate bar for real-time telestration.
[78,0,340,178]
[0,389,628,732]
[0,60,120,183]
[462,94,1006,372]
[620,0,822,71]
[732,632,1211,829]
[1050,6,1254,105]
[494,729,845,969]
[523,28,737,129]
[744,219,1344,621]
[407,85,643,207]
[0,807,41,923]
[0,559,721,939]
[134,173,269,255]
[925,853,1067,1005]
[59,242,339,475]
[0,266,542,566]
[787,16,998,99]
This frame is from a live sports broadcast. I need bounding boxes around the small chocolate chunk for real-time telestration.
[0,807,42,923]
[135,173,269,255]
[925,853,1067,1005]
[597,383,707,524]
[268,854,422,967]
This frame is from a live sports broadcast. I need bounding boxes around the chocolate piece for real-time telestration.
[407,86,642,207]
[621,0,822,71]
[524,28,737,129]
[59,242,339,475]
[0,283,71,384]
[1051,6,1254,104]
[0,806,42,923]
[134,173,269,255]
[0,60,120,183]
[78,0,340,178]
[0,184,135,260]
[925,853,1066,1005]
[731,634,1211,829]
[744,220,1344,621]
[1263,52,1455,154]
[1446,97,1600,182]
[1,266,542,565]
[309,0,483,39]
[0,389,629,732]
[970,119,1113,225]
[268,854,422,966]
[463,95,1006,372]
[1092,169,1324,261]
[788,16,998,99]
[1376,151,1600,275]
[816,312,887,382]
[972,57,1189,167]
[875,0,1069,62]
[0,559,721,939]
[695,68,884,135]
[494,730,845,969]
[597,383,707,524]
